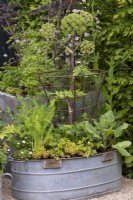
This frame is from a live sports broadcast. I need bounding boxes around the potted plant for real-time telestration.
[0,98,132,200]
[0,2,132,200]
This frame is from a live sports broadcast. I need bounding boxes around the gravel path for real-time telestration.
[2,177,133,200]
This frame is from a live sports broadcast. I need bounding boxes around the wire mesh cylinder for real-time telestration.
[41,69,106,124]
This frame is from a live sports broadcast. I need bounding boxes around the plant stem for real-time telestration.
[68,36,75,124]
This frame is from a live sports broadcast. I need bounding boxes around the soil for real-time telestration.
[2,177,133,200]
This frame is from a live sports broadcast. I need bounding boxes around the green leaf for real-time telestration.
[113,141,131,149]
[102,86,110,102]
[115,48,123,55]
[84,121,96,133]
[112,146,131,157]
[99,110,115,128]
[104,129,114,135]
[114,123,128,137]
[115,108,129,120]
[112,87,120,95]
[125,156,133,164]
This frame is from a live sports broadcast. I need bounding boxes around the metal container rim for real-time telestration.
[9,150,118,163]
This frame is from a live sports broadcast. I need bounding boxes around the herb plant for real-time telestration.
[0,99,56,159]
[0,99,132,162]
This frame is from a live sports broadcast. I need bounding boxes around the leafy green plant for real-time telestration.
[53,90,86,99]
[0,145,7,175]
[0,98,98,160]
[1,1,98,96]
[48,138,96,159]
[72,110,132,162]
[102,60,133,177]
[0,99,56,159]
[0,98,132,162]
[47,110,132,161]
[61,12,93,36]
[1,1,103,127]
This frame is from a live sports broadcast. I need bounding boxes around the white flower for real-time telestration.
[97,10,100,14]
[17,142,20,145]
[15,39,20,43]
[29,152,32,154]
[96,25,102,29]
[3,53,8,57]
[82,0,86,2]
[68,34,71,39]
[68,43,73,47]
[22,140,26,143]
[72,9,80,13]
[84,32,90,37]
[75,37,80,41]
[96,20,100,24]
[76,61,81,64]
[23,39,27,43]
[21,152,24,154]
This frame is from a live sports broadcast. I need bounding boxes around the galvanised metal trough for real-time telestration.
[10,151,122,200]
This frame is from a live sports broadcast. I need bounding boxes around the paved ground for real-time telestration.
[2,177,133,200]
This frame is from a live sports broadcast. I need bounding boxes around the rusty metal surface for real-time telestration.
[102,152,114,162]
[44,159,62,169]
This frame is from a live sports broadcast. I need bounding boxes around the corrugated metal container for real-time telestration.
[11,151,122,200]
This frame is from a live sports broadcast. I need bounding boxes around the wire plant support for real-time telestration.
[38,69,106,124]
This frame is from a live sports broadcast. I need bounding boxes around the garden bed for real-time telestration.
[2,177,133,200]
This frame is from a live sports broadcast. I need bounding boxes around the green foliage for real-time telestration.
[0,99,131,161]
[54,90,86,99]
[102,60,133,176]
[48,138,96,159]
[0,22,57,96]
[96,111,128,144]
[0,99,56,159]
[0,7,97,95]
[40,23,56,44]
[99,0,133,142]
[112,141,133,164]
[55,110,131,161]
[73,66,95,76]
[0,0,132,177]
[80,110,131,161]
[0,145,7,174]
[112,141,132,156]
[61,12,93,36]
[0,98,98,160]
[80,40,95,55]
[0,65,22,95]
